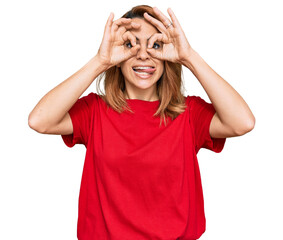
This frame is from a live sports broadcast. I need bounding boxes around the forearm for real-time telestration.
[183,49,255,133]
[28,55,107,131]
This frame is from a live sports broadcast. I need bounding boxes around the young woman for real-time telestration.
[28,5,255,240]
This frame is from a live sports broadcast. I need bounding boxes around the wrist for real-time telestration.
[182,49,200,72]
[93,54,112,72]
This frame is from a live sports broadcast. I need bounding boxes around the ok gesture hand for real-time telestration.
[144,7,194,65]
[96,13,141,69]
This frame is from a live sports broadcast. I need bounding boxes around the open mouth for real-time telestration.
[132,66,156,77]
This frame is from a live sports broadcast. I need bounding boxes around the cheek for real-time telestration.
[120,65,130,77]
[157,63,164,76]
[120,61,132,73]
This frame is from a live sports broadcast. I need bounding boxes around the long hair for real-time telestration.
[96,5,187,127]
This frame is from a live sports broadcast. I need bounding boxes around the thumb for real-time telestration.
[124,45,140,59]
[146,48,163,60]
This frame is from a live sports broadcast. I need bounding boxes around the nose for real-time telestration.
[136,44,150,60]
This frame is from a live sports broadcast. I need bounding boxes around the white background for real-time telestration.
[1,0,282,239]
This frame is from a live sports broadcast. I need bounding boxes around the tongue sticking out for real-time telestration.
[133,68,156,74]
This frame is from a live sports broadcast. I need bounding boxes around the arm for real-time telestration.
[28,13,141,135]
[183,49,255,138]
[28,55,107,135]
[143,7,255,138]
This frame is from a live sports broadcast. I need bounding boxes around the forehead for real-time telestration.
[130,18,159,38]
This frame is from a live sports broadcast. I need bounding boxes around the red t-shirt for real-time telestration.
[61,92,226,240]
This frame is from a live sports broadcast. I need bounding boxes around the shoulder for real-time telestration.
[80,92,102,104]
[87,92,111,111]
[72,92,101,113]
[185,95,204,107]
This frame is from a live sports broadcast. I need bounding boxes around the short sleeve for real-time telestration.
[61,92,96,148]
[186,95,226,154]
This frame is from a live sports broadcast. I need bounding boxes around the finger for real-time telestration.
[147,33,165,48]
[119,21,141,31]
[112,18,132,32]
[112,21,141,39]
[152,7,173,29]
[167,8,181,29]
[146,48,163,60]
[113,17,132,26]
[124,44,141,59]
[104,12,114,33]
[116,21,141,36]
[131,21,141,29]
[144,12,167,33]
[122,31,137,47]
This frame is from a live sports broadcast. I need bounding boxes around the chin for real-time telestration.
[131,80,157,90]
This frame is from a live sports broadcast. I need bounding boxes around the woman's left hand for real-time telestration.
[144,7,194,64]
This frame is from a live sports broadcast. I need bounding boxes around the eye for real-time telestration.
[125,42,133,48]
[153,42,161,49]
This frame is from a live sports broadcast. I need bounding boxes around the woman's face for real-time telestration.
[119,17,164,97]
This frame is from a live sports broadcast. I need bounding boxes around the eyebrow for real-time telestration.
[135,34,154,41]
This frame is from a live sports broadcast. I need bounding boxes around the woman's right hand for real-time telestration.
[96,13,141,70]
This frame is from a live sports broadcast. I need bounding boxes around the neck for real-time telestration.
[124,92,159,101]
[123,89,159,102]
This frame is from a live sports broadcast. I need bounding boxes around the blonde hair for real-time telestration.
[96,5,187,127]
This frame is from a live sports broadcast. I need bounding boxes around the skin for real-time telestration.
[118,18,165,101]
[28,7,255,139]
[142,7,255,137]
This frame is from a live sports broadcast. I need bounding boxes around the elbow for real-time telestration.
[234,116,256,136]
[248,115,256,131]
[28,113,47,134]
